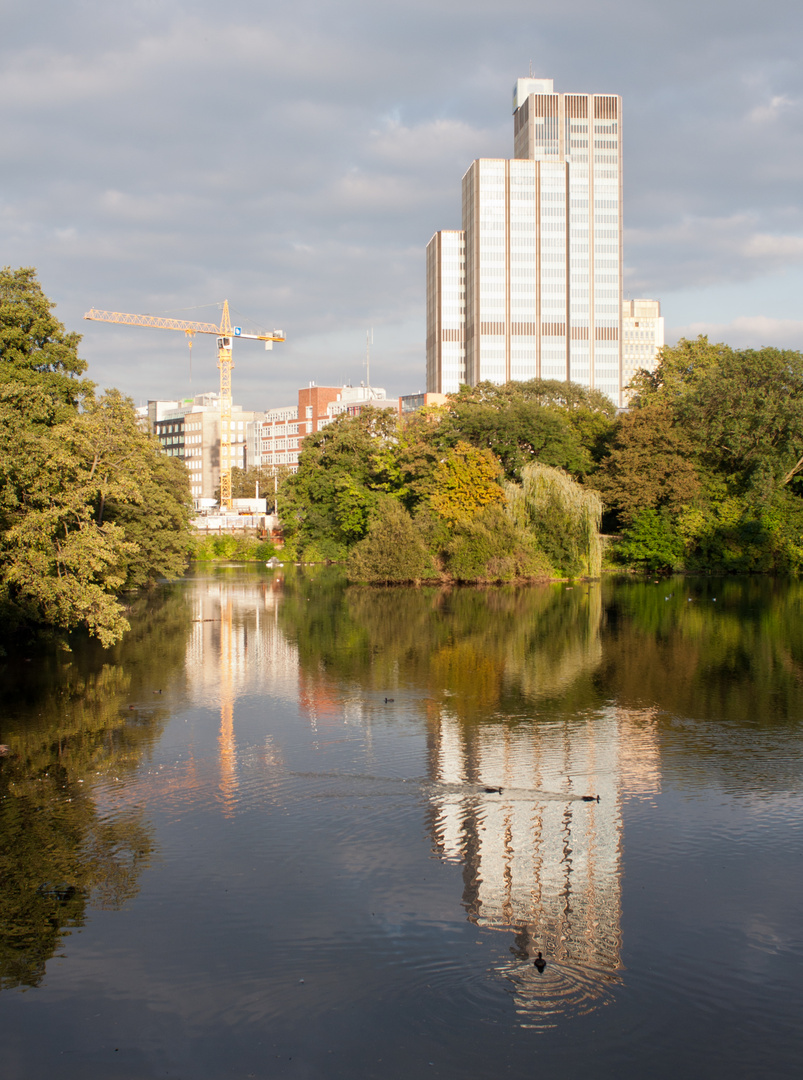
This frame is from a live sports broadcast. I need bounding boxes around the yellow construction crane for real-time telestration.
[84,301,284,509]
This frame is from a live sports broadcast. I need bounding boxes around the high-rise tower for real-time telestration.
[427,76,626,404]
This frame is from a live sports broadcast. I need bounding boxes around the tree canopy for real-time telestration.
[597,336,803,572]
[0,266,93,414]
[0,268,192,645]
[280,390,609,580]
[437,379,614,481]
[278,342,803,579]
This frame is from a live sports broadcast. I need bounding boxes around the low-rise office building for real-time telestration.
[248,384,398,472]
[143,391,262,502]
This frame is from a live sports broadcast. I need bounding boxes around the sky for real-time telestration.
[2,0,803,411]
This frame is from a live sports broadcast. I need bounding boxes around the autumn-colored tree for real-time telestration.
[428,441,505,526]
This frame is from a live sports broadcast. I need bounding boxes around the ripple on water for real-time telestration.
[498,955,622,1030]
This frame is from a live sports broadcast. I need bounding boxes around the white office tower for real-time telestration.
[427,77,628,405]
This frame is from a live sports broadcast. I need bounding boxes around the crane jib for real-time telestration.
[82,301,284,512]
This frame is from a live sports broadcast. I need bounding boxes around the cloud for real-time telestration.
[625,215,803,293]
[747,94,797,124]
[3,0,803,406]
[668,315,803,350]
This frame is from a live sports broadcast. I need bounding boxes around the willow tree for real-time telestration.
[506,463,602,577]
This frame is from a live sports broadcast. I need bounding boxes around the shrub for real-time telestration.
[347,500,435,583]
[616,508,686,572]
[446,505,553,581]
[301,536,349,563]
[190,534,276,561]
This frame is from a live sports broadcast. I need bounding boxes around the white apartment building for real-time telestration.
[427,76,659,407]
[622,299,664,401]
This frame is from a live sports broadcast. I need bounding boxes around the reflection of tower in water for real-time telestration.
[428,706,659,1028]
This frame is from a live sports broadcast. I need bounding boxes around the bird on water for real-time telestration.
[534,952,546,973]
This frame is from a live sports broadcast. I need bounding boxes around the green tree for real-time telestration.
[631,336,803,496]
[446,503,553,581]
[378,409,451,511]
[628,335,731,406]
[279,407,399,558]
[0,271,192,642]
[1,396,135,646]
[441,382,592,481]
[105,453,192,588]
[0,266,93,415]
[616,508,687,573]
[591,401,702,526]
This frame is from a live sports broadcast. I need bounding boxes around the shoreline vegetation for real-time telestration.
[4,266,803,646]
[278,338,803,585]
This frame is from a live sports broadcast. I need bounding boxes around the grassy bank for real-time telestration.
[190,534,278,562]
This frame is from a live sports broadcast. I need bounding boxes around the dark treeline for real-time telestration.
[595,338,803,572]
[0,267,192,646]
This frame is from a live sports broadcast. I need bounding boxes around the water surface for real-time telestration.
[1,570,801,1078]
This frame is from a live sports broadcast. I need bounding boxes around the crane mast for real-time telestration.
[84,301,284,510]
[217,301,234,509]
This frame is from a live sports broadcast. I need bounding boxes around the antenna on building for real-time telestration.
[365,328,373,396]
[529,59,534,77]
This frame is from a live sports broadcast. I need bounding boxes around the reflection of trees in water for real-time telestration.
[279,572,803,1025]
[281,575,624,1028]
[600,577,803,791]
[280,576,604,722]
[0,586,192,989]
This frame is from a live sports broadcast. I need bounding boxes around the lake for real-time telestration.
[1,568,802,1079]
